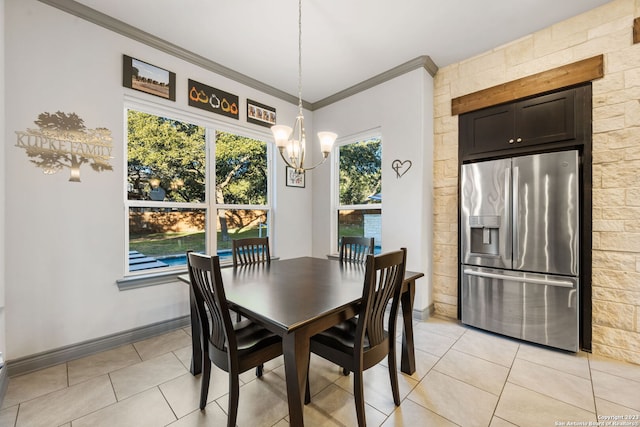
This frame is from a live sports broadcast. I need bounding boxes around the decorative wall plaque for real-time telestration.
[247,99,276,128]
[392,159,412,178]
[15,111,114,182]
[188,79,239,119]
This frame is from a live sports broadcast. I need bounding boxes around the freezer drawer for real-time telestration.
[461,266,578,352]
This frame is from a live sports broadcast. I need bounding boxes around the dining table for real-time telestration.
[179,256,423,427]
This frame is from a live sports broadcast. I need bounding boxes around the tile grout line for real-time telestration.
[434,327,472,426]
[402,325,470,426]
[587,355,599,421]
[157,384,180,424]
[12,404,20,427]
[489,342,521,425]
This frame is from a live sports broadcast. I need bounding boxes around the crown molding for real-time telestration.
[311,56,438,110]
[37,0,438,111]
[37,0,302,106]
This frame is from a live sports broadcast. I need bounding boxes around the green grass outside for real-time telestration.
[338,224,365,238]
[131,224,365,258]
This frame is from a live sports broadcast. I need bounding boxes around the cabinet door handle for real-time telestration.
[516,137,522,143]
[508,139,514,144]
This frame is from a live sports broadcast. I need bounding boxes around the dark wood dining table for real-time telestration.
[179,256,423,427]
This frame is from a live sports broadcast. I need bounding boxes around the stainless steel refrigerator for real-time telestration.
[460,150,579,352]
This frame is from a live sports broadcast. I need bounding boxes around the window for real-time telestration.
[125,108,271,275]
[126,110,207,273]
[214,131,269,255]
[335,135,382,253]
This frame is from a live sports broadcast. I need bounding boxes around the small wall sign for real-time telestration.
[392,159,412,178]
[188,79,239,119]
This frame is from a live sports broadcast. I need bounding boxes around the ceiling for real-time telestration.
[69,0,614,105]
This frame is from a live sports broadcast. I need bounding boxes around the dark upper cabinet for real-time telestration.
[460,104,515,154]
[459,86,589,159]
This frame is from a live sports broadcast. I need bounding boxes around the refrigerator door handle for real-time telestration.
[463,268,575,288]
[503,167,511,267]
[512,166,520,266]
[568,289,577,308]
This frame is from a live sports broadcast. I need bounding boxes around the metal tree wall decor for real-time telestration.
[15,111,114,182]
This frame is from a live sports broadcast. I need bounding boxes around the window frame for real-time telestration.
[121,96,273,284]
[331,130,383,254]
[213,127,273,259]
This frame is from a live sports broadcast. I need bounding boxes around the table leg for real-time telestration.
[283,331,310,427]
[400,279,416,375]
[189,286,202,376]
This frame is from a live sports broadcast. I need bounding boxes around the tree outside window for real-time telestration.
[125,110,270,273]
[337,137,382,252]
[215,131,269,253]
[127,110,206,203]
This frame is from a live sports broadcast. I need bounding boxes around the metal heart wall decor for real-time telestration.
[392,159,412,178]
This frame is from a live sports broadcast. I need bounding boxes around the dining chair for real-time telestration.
[232,236,271,266]
[231,236,271,321]
[337,236,375,375]
[187,251,282,427]
[339,236,375,263]
[306,248,407,427]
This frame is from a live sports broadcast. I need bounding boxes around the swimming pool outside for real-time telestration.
[135,244,381,272]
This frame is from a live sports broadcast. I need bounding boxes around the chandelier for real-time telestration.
[271,0,337,173]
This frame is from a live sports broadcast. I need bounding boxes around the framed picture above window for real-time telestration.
[188,79,239,120]
[122,55,176,101]
[247,99,276,128]
[286,166,305,188]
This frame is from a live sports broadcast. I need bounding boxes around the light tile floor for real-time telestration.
[1,317,639,427]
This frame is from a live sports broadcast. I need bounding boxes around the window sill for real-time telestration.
[116,258,282,291]
[116,269,188,291]
[116,260,236,291]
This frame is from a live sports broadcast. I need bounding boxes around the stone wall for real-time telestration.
[433,0,640,364]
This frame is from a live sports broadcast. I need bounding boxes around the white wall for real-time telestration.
[1,0,7,361]
[4,0,313,360]
[3,0,435,361]
[311,68,434,314]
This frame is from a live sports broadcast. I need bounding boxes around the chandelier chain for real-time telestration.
[298,0,303,114]
[270,0,336,173]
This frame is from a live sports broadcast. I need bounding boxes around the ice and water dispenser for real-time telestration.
[468,215,500,256]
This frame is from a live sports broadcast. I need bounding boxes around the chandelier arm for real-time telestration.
[295,155,330,173]
[278,146,329,173]
[277,148,296,170]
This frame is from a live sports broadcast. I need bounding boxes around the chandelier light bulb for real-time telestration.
[318,132,338,156]
[271,125,292,149]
